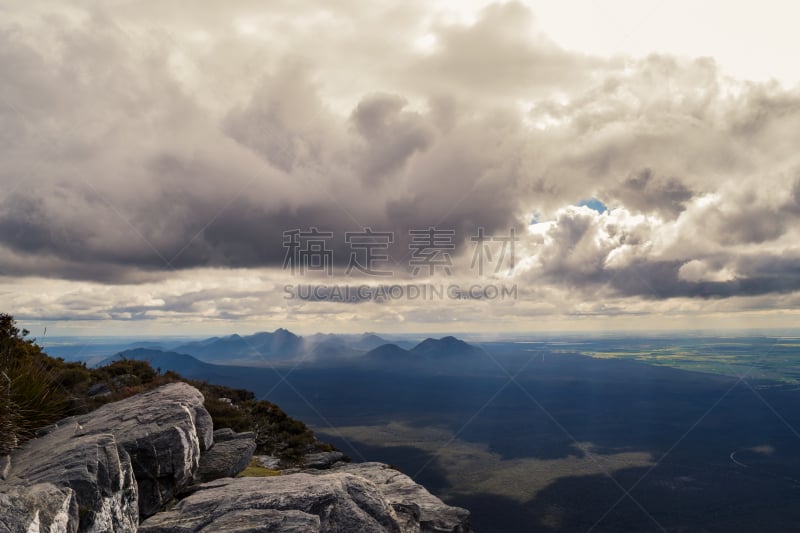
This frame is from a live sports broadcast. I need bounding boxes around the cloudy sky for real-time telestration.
[2,0,800,336]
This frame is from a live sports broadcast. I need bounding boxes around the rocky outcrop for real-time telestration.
[87,383,111,398]
[252,454,282,470]
[195,429,256,483]
[0,383,213,531]
[0,454,10,480]
[1,382,471,533]
[304,451,345,469]
[0,483,76,533]
[139,473,403,533]
[144,507,323,532]
[37,382,213,518]
[250,449,344,472]
[5,431,137,532]
[319,463,471,533]
[140,465,472,533]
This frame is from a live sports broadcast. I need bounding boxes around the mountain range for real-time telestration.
[169,329,442,366]
[362,336,486,362]
[174,328,304,363]
[99,333,488,375]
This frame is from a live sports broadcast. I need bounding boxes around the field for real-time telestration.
[250,337,800,532]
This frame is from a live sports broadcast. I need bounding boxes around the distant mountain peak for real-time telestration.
[174,329,302,363]
[97,348,213,374]
[364,343,409,360]
[414,336,467,347]
[410,336,483,359]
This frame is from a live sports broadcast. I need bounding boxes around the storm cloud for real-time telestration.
[1,0,800,329]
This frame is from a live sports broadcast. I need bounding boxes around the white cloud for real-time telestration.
[677,260,737,283]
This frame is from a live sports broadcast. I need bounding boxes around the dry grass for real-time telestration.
[237,457,281,478]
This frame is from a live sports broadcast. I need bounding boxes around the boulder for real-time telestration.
[250,450,345,473]
[141,464,472,533]
[140,507,321,533]
[5,431,137,532]
[0,455,9,480]
[1,383,473,533]
[87,383,111,398]
[252,455,282,470]
[201,508,321,532]
[304,451,345,470]
[140,473,402,533]
[196,429,256,483]
[0,483,77,533]
[320,463,471,533]
[193,408,215,452]
[211,427,238,442]
[22,382,212,519]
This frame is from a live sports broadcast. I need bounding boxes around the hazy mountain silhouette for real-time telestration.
[362,336,488,368]
[364,343,409,361]
[174,328,302,363]
[92,331,484,373]
[173,330,397,365]
[409,336,486,359]
[101,334,485,375]
[98,348,222,376]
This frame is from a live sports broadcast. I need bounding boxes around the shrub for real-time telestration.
[0,314,71,454]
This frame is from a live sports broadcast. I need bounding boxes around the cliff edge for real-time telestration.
[0,382,471,533]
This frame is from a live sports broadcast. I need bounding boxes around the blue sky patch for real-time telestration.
[577,198,608,213]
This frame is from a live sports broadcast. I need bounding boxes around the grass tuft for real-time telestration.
[237,457,280,477]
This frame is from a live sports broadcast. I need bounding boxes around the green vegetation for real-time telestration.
[1,313,72,454]
[0,313,336,463]
[199,382,331,462]
[570,336,800,385]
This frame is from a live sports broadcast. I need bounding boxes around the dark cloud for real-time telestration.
[0,0,799,313]
[351,93,435,185]
[789,176,800,213]
[607,167,694,217]
[533,242,800,300]
[711,207,787,245]
[609,256,800,299]
[700,185,800,245]
[224,59,337,173]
